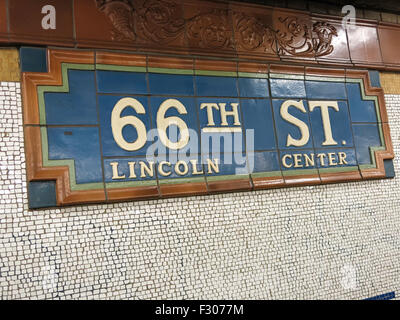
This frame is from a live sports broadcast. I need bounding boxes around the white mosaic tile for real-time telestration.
[0,82,399,299]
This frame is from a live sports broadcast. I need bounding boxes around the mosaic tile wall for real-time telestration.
[1,53,400,300]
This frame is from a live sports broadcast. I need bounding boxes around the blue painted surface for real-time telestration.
[196,76,238,97]
[309,101,353,148]
[98,95,153,157]
[384,159,395,179]
[203,152,248,177]
[28,181,57,209]
[280,149,317,171]
[198,97,244,154]
[248,151,280,173]
[45,70,98,125]
[270,79,306,98]
[353,123,382,165]
[97,70,148,94]
[47,127,103,184]
[315,148,358,168]
[241,99,276,151]
[347,83,378,123]
[305,81,347,100]
[104,156,157,183]
[368,70,381,88]
[149,73,194,96]
[157,154,205,181]
[238,78,269,98]
[34,63,391,206]
[150,96,200,154]
[20,47,48,73]
[272,99,313,150]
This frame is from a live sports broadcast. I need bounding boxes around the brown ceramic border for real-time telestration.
[2,1,400,71]
[22,49,395,207]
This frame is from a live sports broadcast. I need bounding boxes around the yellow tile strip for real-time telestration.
[380,72,400,94]
[0,48,20,82]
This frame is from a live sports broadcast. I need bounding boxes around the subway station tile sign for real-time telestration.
[22,50,394,208]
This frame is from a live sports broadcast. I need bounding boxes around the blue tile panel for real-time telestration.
[97,70,147,94]
[20,47,48,73]
[28,181,57,209]
[45,70,98,125]
[365,291,395,300]
[196,76,238,97]
[384,159,395,178]
[353,124,382,165]
[47,127,103,184]
[347,82,378,122]
[149,73,194,96]
[368,70,381,88]
[35,64,389,207]
[270,79,306,98]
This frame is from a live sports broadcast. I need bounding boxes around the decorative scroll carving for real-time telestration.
[95,0,136,41]
[233,13,275,52]
[186,10,234,49]
[274,17,337,57]
[95,0,337,57]
[234,13,337,57]
[135,0,185,44]
[95,0,185,43]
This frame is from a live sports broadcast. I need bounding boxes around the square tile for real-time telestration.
[272,99,313,150]
[149,73,194,96]
[198,98,244,154]
[309,101,353,148]
[238,78,269,98]
[44,70,97,125]
[47,127,103,184]
[248,151,281,176]
[270,79,306,98]
[96,70,148,94]
[347,83,378,123]
[196,76,238,97]
[98,95,153,157]
[104,156,157,185]
[149,97,200,154]
[353,123,382,165]
[305,80,347,100]
[240,99,276,151]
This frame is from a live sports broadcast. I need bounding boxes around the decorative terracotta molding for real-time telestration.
[0,0,400,70]
[22,49,395,208]
[95,0,337,57]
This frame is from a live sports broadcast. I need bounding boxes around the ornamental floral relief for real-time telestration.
[95,0,338,57]
[233,12,276,53]
[186,9,234,50]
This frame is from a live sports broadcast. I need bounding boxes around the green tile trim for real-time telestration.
[206,174,249,182]
[347,78,386,169]
[40,127,104,192]
[38,63,104,192]
[238,72,269,79]
[106,180,157,189]
[305,75,346,82]
[347,78,381,123]
[282,169,318,176]
[159,176,205,185]
[251,171,282,178]
[318,166,359,174]
[96,64,146,73]
[270,73,304,80]
[195,69,237,77]
[37,63,95,125]
[148,67,193,75]
[359,145,386,170]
